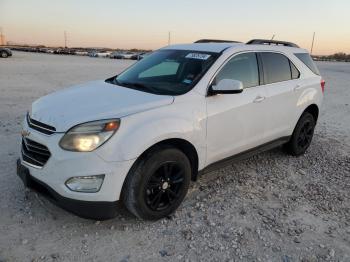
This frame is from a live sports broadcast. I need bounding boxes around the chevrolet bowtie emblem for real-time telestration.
[21,130,30,137]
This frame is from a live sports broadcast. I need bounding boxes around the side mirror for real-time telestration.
[209,79,244,95]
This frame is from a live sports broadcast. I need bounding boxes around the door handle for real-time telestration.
[253,96,265,103]
[294,84,302,91]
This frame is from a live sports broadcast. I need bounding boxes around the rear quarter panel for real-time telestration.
[289,52,323,129]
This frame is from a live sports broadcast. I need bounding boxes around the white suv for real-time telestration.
[17,39,324,220]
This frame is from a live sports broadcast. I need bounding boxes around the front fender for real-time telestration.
[96,102,207,169]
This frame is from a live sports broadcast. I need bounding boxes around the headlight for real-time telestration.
[65,175,105,193]
[59,119,120,152]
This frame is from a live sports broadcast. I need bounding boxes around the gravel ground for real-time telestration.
[0,52,349,262]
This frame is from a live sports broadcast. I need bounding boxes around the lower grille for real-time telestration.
[22,138,51,168]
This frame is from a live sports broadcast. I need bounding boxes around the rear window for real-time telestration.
[294,53,320,75]
[260,52,292,84]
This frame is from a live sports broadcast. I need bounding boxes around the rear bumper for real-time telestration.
[16,159,118,220]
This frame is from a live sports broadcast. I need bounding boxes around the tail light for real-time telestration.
[321,79,325,94]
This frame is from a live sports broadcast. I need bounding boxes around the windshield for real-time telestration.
[107,49,219,95]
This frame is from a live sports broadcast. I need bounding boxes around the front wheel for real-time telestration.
[122,147,191,220]
[285,112,316,156]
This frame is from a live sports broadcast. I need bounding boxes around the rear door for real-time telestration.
[258,52,301,140]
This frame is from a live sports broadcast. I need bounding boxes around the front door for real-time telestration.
[206,52,268,165]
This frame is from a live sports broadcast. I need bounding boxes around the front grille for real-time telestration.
[21,138,51,168]
[27,113,56,135]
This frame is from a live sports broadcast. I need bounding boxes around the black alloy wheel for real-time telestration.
[285,112,316,156]
[145,161,185,211]
[122,147,191,220]
[296,120,314,150]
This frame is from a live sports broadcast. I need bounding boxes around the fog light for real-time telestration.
[65,175,105,193]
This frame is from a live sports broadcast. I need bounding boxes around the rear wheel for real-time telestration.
[285,112,316,156]
[122,147,191,220]
[1,51,8,58]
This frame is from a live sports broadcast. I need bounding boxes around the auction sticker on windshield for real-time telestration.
[185,53,211,60]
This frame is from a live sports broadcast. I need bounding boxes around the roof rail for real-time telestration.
[246,39,299,48]
[195,39,241,44]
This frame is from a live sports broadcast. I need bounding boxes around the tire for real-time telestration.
[122,146,191,220]
[285,112,316,156]
[1,51,8,58]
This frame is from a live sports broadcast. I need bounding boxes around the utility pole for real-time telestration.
[0,27,4,46]
[271,34,275,40]
[168,31,171,45]
[310,32,315,55]
[64,31,67,48]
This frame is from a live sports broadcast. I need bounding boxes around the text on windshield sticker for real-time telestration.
[185,53,211,60]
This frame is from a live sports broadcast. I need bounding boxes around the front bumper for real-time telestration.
[18,118,136,219]
[17,159,118,219]
[20,118,135,202]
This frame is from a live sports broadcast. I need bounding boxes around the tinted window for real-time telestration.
[139,61,179,78]
[295,53,320,75]
[290,61,300,79]
[214,53,259,88]
[111,49,219,95]
[261,52,292,84]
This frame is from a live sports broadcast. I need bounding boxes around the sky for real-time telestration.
[0,0,349,55]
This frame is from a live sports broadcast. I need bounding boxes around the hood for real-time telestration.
[30,80,174,132]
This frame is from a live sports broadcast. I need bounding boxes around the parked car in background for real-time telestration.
[74,51,89,56]
[130,53,139,60]
[110,51,123,59]
[88,51,96,57]
[137,52,151,60]
[46,49,55,54]
[119,51,136,59]
[0,48,12,58]
[130,52,150,60]
[89,51,111,58]
[37,48,54,54]
[53,48,74,55]
[97,51,111,58]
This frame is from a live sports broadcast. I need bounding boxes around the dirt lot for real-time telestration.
[0,52,349,262]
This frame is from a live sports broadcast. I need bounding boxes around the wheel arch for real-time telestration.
[131,138,199,182]
[302,104,319,122]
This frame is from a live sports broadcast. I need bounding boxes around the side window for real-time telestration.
[260,52,292,84]
[290,61,300,79]
[139,61,179,78]
[214,53,259,88]
[294,53,320,75]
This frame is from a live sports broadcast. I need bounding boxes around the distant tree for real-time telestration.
[316,52,350,62]
[327,52,349,62]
